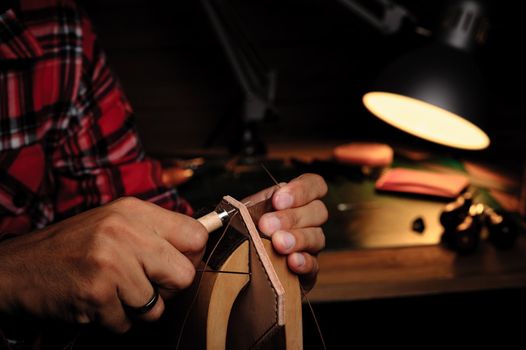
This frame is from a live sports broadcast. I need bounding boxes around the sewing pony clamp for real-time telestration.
[173,195,303,350]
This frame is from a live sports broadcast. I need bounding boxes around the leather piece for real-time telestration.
[246,197,275,229]
[203,213,247,271]
[253,324,285,350]
[199,193,274,271]
[171,195,287,349]
[375,167,469,198]
[225,197,285,350]
[226,226,281,349]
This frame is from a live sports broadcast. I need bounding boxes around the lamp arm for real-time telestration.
[337,0,416,35]
[201,0,276,123]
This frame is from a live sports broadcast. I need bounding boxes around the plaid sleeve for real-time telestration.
[51,8,192,220]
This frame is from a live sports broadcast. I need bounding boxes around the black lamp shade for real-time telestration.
[363,42,490,150]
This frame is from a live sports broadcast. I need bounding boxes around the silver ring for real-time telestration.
[123,286,159,316]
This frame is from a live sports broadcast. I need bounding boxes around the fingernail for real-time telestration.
[264,215,281,232]
[76,313,91,324]
[279,231,295,250]
[275,192,293,210]
[294,253,305,267]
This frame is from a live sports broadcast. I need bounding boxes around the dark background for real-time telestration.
[79,0,525,161]
[78,0,525,347]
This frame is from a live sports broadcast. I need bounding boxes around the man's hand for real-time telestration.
[246,174,328,292]
[0,197,208,333]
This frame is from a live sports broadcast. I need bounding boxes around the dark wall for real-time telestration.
[79,0,525,159]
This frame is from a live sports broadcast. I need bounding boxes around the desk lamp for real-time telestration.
[344,0,491,150]
[201,0,277,158]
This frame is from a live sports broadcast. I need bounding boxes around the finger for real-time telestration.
[111,198,208,258]
[82,240,162,325]
[108,241,165,323]
[100,207,199,297]
[123,291,166,323]
[139,239,198,292]
[273,174,327,210]
[95,293,132,333]
[287,252,319,292]
[271,228,325,255]
[147,211,207,266]
[158,211,208,259]
[242,183,285,205]
[259,200,328,234]
[117,268,165,323]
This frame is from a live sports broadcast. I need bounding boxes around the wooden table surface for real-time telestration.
[168,142,526,303]
[309,233,526,302]
[264,142,526,302]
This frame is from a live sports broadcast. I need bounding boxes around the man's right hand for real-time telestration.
[0,197,208,333]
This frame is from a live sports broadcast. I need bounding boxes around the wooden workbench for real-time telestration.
[310,234,526,302]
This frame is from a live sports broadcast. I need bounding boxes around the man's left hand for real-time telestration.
[245,173,328,292]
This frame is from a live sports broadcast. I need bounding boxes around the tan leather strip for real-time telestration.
[223,196,285,326]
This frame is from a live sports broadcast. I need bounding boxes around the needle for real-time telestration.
[199,163,277,233]
[197,208,235,233]
[197,202,250,233]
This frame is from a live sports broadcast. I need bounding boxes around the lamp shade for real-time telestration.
[363,42,490,150]
[363,0,491,150]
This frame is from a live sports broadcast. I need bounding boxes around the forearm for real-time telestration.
[0,233,40,316]
[0,254,22,346]
[0,241,19,315]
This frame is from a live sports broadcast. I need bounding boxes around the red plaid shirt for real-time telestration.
[0,0,192,239]
[1,0,193,347]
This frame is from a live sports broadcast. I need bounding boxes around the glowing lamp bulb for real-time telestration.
[363,92,490,150]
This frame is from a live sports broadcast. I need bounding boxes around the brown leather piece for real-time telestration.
[171,196,290,349]
[252,324,286,350]
[226,227,281,349]
[224,196,285,349]
[203,222,247,271]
